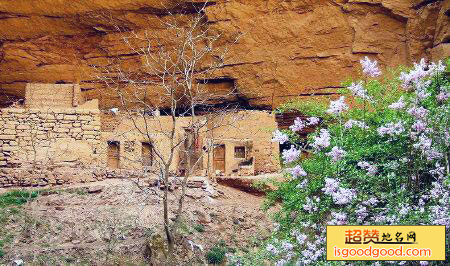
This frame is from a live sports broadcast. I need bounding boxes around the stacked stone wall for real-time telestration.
[0,107,105,187]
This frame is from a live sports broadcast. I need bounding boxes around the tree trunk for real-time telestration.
[163,166,174,264]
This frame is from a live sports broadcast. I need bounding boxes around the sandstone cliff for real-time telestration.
[0,0,448,109]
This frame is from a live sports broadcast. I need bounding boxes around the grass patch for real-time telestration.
[0,190,39,258]
[0,190,38,208]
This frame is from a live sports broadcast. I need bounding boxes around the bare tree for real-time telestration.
[96,2,243,263]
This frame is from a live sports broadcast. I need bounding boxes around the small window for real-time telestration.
[124,141,135,153]
[234,146,246,158]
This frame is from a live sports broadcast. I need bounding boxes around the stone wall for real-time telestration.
[0,107,105,187]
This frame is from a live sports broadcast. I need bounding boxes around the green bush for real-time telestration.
[237,58,450,265]
[205,240,229,264]
[193,224,205,233]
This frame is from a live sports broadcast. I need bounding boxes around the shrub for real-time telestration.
[264,58,449,265]
[193,224,205,233]
[205,240,229,264]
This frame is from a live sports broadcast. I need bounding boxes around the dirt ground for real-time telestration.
[0,178,275,265]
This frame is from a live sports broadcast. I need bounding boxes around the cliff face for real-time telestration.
[0,0,448,109]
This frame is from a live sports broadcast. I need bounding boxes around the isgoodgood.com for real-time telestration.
[333,245,431,259]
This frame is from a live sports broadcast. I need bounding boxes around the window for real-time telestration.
[124,141,135,153]
[107,141,120,169]
[234,146,246,158]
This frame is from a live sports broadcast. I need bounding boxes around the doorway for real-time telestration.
[142,142,153,168]
[213,144,226,172]
[107,141,120,169]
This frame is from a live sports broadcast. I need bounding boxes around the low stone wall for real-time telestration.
[0,107,105,187]
[0,166,153,188]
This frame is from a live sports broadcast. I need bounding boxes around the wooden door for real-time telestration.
[107,141,120,169]
[142,142,153,167]
[213,144,225,172]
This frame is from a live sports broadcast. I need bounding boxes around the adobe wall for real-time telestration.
[207,111,280,175]
[0,107,105,187]
[103,111,281,176]
[101,114,192,174]
[25,83,82,109]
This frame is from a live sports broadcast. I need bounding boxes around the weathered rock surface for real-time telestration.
[0,0,448,109]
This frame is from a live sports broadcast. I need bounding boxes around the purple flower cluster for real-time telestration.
[399,59,445,90]
[282,145,301,163]
[437,91,449,102]
[312,129,331,150]
[289,116,320,133]
[272,130,289,144]
[377,122,404,137]
[398,206,410,216]
[307,117,320,126]
[348,81,373,101]
[399,59,429,90]
[407,106,428,119]
[430,205,449,227]
[344,119,368,129]
[333,188,356,205]
[289,117,306,132]
[388,96,406,110]
[327,96,349,115]
[275,259,287,266]
[303,197,317,212]
[328,212,348,225]
[429,181,450,226]
[411,120,427,133]
[355,205,369,223]
[297,236,325,264]
[322,178,356,205]
[266,244,278,256]
[430,163,445,178]
[428,60,445,75]
[413,135,442,161]
[296,179,308,189]
[362,197,379,207]
[416,87,431,100]
[288,165,307,178]
[281,241,294,252]
[322,178,340,194]
[360,56,381,77]
[293,231,307,245]
[326,146,346,162]
[357,161,377,176]
[372,213,387,224]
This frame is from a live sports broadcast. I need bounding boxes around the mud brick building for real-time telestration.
[101,111,280,177]
[0,83,281,188]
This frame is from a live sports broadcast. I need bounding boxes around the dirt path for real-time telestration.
[1,178,274,265]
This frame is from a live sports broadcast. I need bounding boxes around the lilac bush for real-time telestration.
[237,58,449,265]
